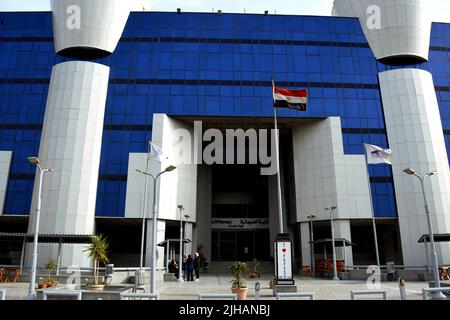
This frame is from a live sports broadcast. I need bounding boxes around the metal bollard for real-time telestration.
[255,282,260,300]
[398,277,407,300]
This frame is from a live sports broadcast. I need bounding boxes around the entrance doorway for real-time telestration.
[210,164,270,261]
[212,230,270,261]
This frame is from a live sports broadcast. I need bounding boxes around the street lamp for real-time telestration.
[324,206,339,281]
[403,168,445,299]
[177,205,185,282]
[138,141,152,271]
[306,214,316,276]
[136,164,176,294]
[27,157,53,299]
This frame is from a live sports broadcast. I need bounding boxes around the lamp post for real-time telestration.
[27,157,53,299]
[306,214,316,275]
[177,205,185,282]
[403,168,445,300]
[324,207,339,281]
[136,165,176,294]
[139,141,152,270]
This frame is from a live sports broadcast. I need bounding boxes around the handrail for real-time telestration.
[276,292,315,300]
[0,289,6,300]
[120,293,159,300]
[422,288,450,300]
[198,293,237,300]
[42,290,82,300]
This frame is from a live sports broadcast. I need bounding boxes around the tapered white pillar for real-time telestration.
[27,61,110,267]
[51,0,130,58]
[379,68,450,266]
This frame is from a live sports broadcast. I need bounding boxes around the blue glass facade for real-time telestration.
[0,12,449,219]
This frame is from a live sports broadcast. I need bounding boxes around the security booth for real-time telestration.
[157,238,191,272]
[274,233,295,286]
[418,233,450,278]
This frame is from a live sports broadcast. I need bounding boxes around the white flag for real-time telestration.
[148,142,166,162]
[364,144,393,165]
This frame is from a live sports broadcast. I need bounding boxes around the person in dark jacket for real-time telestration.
[186,255,194,281]
[194,252,200,281]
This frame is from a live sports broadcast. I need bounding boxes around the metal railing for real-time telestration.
[198,293,237,300]
[422,288,450,300]
[120,293,159,300]
[0,289,6,300]
[351,289,388,300]
[276,292,315,300]
[42,290,82,300]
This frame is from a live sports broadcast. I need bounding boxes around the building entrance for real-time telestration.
[210,165,271,261]
[212,230,270,261]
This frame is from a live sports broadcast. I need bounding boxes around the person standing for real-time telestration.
[186,255,194,281]
[194,252,200,281]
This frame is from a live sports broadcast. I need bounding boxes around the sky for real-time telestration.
[0,0,449,23]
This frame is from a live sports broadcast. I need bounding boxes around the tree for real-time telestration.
[84,234,110,285]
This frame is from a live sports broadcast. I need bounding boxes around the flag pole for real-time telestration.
[364,144,381,267]
[272,78,284,235]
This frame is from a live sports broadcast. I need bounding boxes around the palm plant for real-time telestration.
[84,234,110,285]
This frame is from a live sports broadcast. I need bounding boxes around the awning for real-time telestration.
[0,232,93,244]
[418,233,450,243]
[310,238,355,247]
[157,239,191,247]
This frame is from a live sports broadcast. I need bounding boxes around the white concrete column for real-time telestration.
[0,151,12,215]
[333,220,353,266]
[27,61,110,267]
[379,68,450,266]
[300,222,312,267]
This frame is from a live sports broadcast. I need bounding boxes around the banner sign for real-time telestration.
[211,218,269,230]
[274,239,294,285]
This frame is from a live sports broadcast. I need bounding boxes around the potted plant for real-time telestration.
[43,258,58,288]
[84,234,110,290]
[249,258,261,278]
[229,261,248,300]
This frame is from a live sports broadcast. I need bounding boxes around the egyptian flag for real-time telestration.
[273,86,308,112]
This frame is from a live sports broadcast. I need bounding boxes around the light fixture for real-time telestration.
[27,157,40,165]
[403,168,416,175]
[166,165,176,172]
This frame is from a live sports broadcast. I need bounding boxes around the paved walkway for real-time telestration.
[0,275,435,300]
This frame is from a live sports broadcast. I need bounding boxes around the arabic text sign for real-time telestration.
[211,218,269,229]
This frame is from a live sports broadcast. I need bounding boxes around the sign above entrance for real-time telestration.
[211,218,269,230]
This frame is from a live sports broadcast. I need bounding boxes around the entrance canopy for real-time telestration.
[310,238,355,247]
[418,234,450,243]
[157,239,191,247]
[0,232,93,274]
[0,232,93,244]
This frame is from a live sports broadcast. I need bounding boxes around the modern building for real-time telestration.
[0,0,449,273]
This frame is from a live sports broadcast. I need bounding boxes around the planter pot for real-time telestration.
[231,287,248,300]
[87,284,105,291]
[38,283,48,289]
[46,282,59,288]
